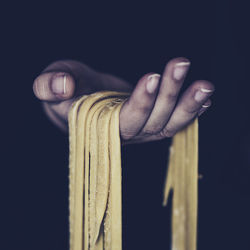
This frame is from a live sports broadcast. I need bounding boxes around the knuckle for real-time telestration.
[121,133,135,141]
[142,129,157,136]
[184,106,199,115]
[120,129,137,141]
[166,92,178,102]
[159,127,176,138]
[129,99,152,114]
[142,125,164,136]
[139,104,153,114]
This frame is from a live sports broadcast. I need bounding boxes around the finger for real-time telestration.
[33,60,133,126]
[159,80,214,137]
[43,60,132,92]
[33,60,132,102]
[120,73,161,140]
[141,57,191,134]
[33,72,75,101]
[134,98,212,142]
[33,60,101,102]
[198,99,212,116]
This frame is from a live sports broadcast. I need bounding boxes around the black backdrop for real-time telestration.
[2,0,250,249]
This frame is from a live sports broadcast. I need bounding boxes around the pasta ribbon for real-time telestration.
[68,91,199,250]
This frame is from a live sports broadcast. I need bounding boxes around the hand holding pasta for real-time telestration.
[33,58,214,143]
[33,58,214,249]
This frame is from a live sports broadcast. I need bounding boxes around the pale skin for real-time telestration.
[33,57,214,144]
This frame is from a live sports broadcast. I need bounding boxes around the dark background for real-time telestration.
[2,0,250,249]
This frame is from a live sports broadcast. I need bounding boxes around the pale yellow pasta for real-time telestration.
[163,119,198,250]
[68,91,199,250]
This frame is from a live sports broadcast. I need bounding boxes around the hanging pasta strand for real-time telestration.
[163,119,199,250]
[68,91,199,250]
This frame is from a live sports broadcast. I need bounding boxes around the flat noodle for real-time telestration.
[68,95,89,250]
[104,101,124,250]
[92,102,113,246]
[163,119,199,250]
[68,91,199,250]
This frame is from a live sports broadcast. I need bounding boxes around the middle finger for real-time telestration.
[141,57,190,135]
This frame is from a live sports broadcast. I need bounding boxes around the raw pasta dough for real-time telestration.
[163,118,198,250]
[68,91,198,250]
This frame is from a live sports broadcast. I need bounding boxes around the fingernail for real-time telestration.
[200,88,213,93]
[146,74,161,94]
[194,88,213,102]
[198,107,208,116]
[51,74,67,95]
[202,104,210,108]
[173,61,190,81]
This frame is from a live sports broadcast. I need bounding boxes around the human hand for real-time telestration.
[33,58,214,144]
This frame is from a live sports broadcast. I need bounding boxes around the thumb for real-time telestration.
[32,60,132,132]
[33,60,101,102]
[33,71,75,101]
